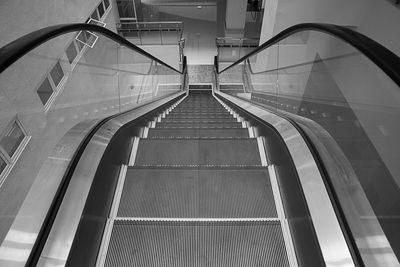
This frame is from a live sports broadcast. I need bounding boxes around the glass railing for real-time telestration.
[0,23,186,266]
[116,21,184,45]
[216,23,400,266]
[216,37,259,63]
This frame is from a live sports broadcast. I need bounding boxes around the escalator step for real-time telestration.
[161,118,238,123]
[165,115,234,119]
[148,128,249,138]
[172,109,227,113]
[168,111,230,116]
[117,168,277,218]
[155,122,242,128]
[135,139,261,166]
[104,220,290,267]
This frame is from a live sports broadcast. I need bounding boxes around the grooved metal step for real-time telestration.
[104,220,290,267]
[161,118,238,123]
[171,109,227,112]
[117,168,277,218]
[135,139,261,166]
[155,122,242,128]
[165,115,235,119]
[98,91,297,267]
[168,111,230,115]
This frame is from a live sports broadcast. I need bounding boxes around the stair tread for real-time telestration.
[118,168,277,218]
[148,128,249,138]
[105,220,290,267]
[135,139,261,166]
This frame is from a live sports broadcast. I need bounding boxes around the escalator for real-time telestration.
[0,22,400,267]
[96,90,294,266]
[64,88,339,267]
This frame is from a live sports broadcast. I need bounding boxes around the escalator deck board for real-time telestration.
[117,168,277,218]
[104,221,290,267]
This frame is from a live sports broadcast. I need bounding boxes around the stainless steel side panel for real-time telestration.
[37,92,185,266]
[215,91,355,267]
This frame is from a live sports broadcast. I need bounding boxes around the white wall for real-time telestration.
[0,0,123,248]
[261,0,400,56]
[357,0,400,56]
[158,5,216,22]
[0,0,107,47]
[225,0,247,33]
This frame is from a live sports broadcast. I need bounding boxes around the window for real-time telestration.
[0,157,6,175]
[104,0,110,9]
[75,30,99,48]
[37,60,65,107]
[91,9,100,21]
[117,0,136,20]
[0,119,29,180]
[50,61,64,87]
[37,77,53,105]
[66,41,78,64]
[68,0,110,65]
[88,18,106,27]
[0,121,25,158]
[98,2,105,18]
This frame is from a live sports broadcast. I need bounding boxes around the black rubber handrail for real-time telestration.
[218,23,400,88]
[0,23,187,265]
[214,90,365,266]
[0,23,183,74]
[25,92,186,266]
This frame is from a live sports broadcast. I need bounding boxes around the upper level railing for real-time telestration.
[215,37,260,48]
[116,21,184,45]
[216,23,400,267]
[0,23,187,266]
[216,37,259,63]
[116,21,186,63]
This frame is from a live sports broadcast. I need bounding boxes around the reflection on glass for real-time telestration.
[218,29,400,266]
[98,2,105,18]
[117,0,136,19]
[0,25,184,267]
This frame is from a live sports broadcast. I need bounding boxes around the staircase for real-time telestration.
[98,90,296,266]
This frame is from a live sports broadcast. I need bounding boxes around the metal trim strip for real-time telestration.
[34,92,185,266]
[269,165,299,267]
[215,90,355,267]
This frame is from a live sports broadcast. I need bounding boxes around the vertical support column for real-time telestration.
[225,0,247,37]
